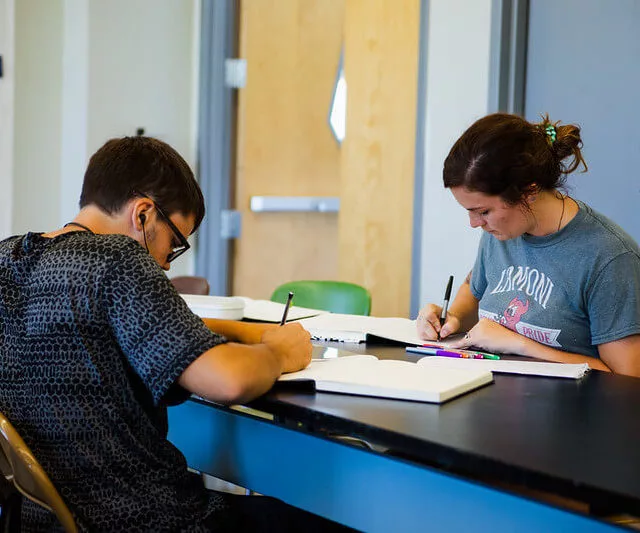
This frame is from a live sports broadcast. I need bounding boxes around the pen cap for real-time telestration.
[444,275,454,300]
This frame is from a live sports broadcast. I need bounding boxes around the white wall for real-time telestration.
[13,0,64,234]
[11,0,199,275]
[59,0,88,232]
[418,0,493,306]
[0,0,14,239]
[87,0,197,160]
[87,0,199,275]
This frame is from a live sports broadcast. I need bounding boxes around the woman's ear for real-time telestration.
[524,184,539,205]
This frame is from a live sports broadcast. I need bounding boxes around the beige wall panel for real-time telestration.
[339,0,420,316]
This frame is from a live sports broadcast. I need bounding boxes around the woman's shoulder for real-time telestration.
[575,201,640,257]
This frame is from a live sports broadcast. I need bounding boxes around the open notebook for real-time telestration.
[296,313,430,345]
[278,354,493,403]
[237,297,327,322]
[404,353,591,380]
[181,294,327,322]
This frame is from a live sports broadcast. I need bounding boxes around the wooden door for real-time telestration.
[338,0,419,317]
[232,0,345,299]
[232,0,420,317]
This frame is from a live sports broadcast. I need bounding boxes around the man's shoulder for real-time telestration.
[0,234,22,252]
[57,233,148,262]
[90,233,146,255]
[1,232,142,256]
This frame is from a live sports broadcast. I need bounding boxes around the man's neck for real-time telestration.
[43,205,130,239]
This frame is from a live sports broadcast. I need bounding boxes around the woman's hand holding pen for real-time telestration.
[418,275,458,341]
[417,304,462,340]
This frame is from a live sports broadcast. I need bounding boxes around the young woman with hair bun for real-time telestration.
[417,113,640,377]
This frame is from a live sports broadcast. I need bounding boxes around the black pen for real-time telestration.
[438,276,454,341]
[280,291,294,326]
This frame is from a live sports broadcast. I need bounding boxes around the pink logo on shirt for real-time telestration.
[499,297,530,330]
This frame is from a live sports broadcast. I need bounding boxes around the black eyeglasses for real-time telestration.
[134,191,191,263]
[154,203,191,263]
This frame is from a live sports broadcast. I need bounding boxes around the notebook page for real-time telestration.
[279,355,493,403]
[297,314,427,345]
[237,297,328,322]
[279,354,379,381]
[417,356,590,379]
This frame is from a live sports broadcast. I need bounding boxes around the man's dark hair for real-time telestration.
[80,136,205,232]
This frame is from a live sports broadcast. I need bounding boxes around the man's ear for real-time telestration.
[130,198,155,231]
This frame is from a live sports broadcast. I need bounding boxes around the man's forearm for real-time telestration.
[202,319,275,344]
[178,342,283,404]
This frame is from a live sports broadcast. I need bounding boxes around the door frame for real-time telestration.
[488,0,529,115]
[0,0,14,239]
[194,0,237,295]
[409,0,429,317]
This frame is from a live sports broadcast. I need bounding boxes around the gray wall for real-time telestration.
[525,0,640,242]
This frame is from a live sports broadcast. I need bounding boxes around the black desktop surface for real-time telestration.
[250,344,640,514]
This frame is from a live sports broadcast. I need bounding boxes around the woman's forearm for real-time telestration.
[516,335,611,372]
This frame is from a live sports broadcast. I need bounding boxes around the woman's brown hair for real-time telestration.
[443,113,587,205]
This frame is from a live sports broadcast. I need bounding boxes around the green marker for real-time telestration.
[473,352,500,360]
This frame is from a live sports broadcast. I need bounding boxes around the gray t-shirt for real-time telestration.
[470,200,640,358]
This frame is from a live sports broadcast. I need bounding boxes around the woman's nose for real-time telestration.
[469,212,484,228]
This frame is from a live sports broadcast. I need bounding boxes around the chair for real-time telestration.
[0,413,77,533]
[0,452,21,532]
[170,275,210,295]
[270,280,372,316]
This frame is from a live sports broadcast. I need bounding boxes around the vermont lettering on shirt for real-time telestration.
[483,265,561,347]
[489,265,554,309]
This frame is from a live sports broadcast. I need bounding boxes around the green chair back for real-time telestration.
[271,280,372,316]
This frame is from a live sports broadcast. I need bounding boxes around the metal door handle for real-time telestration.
[250,196,340,213]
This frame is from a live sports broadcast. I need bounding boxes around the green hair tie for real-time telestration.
[545,124,557,145]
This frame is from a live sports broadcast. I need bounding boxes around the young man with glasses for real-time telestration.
[0,136,352,532]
